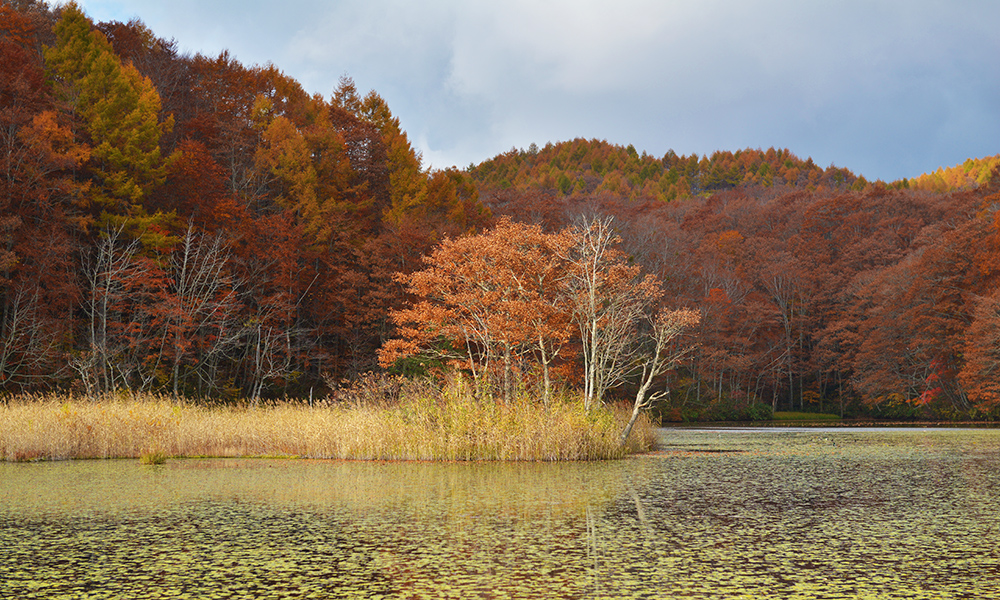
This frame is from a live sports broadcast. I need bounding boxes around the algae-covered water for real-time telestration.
[2,427,998,599]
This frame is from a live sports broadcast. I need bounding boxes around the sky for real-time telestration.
[74,0,1000,182]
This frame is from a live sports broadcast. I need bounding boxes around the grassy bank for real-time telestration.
[0,386,653,462]
[772,411,842,422]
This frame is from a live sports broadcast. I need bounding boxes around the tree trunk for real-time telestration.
[620,396,648,446]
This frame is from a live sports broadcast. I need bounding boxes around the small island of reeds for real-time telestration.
[0,376,655,463]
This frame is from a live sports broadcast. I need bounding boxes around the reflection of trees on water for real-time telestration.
[582,470,666,598]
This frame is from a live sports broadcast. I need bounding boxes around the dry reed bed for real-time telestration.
[0,393,654,462]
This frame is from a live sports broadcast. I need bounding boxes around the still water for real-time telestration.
[2,428,998,599]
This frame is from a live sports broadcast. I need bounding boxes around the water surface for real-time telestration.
[2,428,998,598]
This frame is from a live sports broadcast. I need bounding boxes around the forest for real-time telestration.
[3,1,1000,421]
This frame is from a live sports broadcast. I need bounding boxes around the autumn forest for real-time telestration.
[4,1,1000,421]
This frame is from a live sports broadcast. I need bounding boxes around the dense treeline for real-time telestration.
[1,2,489,400]
[2,2,999,420]
[480,182,1000,420]
[469,137,998,202]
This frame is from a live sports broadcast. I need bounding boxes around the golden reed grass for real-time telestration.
[0,390,654,462]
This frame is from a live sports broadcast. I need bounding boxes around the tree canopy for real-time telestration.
[2,1,1000,421]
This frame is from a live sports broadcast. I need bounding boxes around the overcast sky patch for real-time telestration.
[75,0,1000,181]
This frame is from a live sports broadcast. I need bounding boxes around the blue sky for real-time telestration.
[75,0,1000,181]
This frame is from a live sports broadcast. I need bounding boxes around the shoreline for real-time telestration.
[663,420,1000,428]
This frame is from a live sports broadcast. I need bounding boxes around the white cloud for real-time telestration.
[72,0,1000,179]
[447,0,678,97]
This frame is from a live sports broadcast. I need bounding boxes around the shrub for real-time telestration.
[745,402,774,421]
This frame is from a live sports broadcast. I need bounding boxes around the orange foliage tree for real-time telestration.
[380,215,701,435]
[379,218,576,403]
[0,5,81,389]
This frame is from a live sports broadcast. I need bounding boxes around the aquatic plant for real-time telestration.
[138,449,168,465]
[5,429,999,598]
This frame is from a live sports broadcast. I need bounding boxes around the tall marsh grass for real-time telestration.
[0,379,654,462]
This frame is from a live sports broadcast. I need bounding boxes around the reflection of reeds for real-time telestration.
[0,455,634,523]
[0,389,653,462]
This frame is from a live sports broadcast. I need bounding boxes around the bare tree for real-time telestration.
[165,224,241,398]
[0,287,68,390]
[565,216,660,410]
[620,308,701,443]
[244,319,293,402]
[72,226,166,395]
[565,216,700,443]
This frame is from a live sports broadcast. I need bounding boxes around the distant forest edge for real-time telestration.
[3,1,1000,421]
[468,138,1000,200]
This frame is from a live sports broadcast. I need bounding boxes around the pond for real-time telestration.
[2,427,998,599]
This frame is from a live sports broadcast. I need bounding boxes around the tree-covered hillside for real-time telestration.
[3,0,1000,420]
[468,138,864,201]
[473,148,1000,420]
[0,1,490,400]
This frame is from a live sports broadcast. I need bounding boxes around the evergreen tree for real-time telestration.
[45,2,176,246]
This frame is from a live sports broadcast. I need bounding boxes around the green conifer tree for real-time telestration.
[45,2,177,247]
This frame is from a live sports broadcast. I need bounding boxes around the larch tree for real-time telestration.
[958,289,1000,411]
[0,8,82,391]
[360,89,425,219]
[44,1,176,245]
